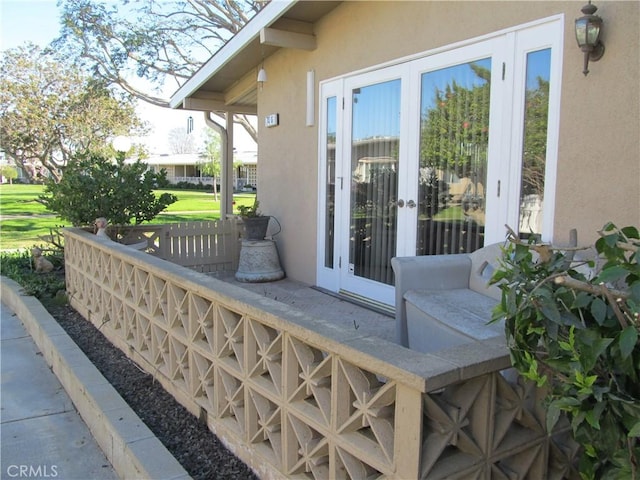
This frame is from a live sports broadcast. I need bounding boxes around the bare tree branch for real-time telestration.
[55,0,265,125]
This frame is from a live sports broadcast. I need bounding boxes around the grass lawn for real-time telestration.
[0,184,51,216]
[0,184,256,250]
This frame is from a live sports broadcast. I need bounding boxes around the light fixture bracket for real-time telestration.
[575,1,605,76]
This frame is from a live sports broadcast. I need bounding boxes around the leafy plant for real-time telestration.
[491,223,640,479]
[0,249,66,299]
[237,199,262,218]
[39,153,177,227]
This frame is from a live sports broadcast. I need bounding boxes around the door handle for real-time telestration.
[397,199,405,208]
[406,200,416,208]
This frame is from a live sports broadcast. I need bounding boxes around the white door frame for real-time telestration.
[316,16,563,307]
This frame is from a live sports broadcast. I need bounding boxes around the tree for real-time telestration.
[168,127,197,154]
[0,44,143,183]
[0,165,18,184]
[199,129,222,200]
[40,152,176,227]
[55,0,264,141]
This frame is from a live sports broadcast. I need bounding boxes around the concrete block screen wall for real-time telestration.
[64,227,579,479]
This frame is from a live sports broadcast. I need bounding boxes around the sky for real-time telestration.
[0,0,256,155]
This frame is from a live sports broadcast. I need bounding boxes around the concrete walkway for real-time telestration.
[1,302,117,480]
[0,277,191,480]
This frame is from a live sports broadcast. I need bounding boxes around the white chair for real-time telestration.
[391,243,504,353]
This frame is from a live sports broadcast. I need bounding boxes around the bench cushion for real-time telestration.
[403,288,503,354]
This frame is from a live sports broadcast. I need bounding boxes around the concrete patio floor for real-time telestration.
[209,272,396,344]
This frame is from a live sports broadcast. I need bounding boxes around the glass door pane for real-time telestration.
[519,48,551,239]
[324,96,337,268]
[349,79,401,285]
[417,58,491,255]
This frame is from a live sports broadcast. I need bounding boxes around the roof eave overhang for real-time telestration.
[170,1,340,113]
[170,0,296,112]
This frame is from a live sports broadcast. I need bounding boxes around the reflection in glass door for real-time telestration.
[417,58,491,255]
[519,48,551,239]
[349,80,401,285]
[317,19,562,308]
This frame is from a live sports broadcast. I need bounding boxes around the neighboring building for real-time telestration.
[234,150,258,190]
[170,1,639,309]
[143,151,257,189]
[144,153,205,184]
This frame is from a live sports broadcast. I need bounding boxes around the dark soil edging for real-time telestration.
[43,301,259,480]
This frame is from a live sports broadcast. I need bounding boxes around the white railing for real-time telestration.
[63,226,578,479]
[172,176,213,185]
[96,218,242,273]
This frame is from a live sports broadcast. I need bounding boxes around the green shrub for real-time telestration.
[491,223,640,479]
[0,249,65,299]
[237,199,262,217]
[172,181,213,191]
[39,153,177,227]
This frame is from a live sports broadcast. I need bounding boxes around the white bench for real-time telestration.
[391,243,504,354]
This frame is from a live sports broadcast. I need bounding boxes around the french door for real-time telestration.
[339,67,405,305]
[317,18,562,307]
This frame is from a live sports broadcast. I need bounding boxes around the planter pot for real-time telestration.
[242,216,270,240]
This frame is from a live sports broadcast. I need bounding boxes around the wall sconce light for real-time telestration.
[575,1,605,76]
[306,70,315,127]
[257,66,267,84]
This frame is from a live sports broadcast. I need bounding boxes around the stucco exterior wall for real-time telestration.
[256,1,639,285]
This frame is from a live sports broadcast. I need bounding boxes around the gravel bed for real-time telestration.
[43,301,259,480]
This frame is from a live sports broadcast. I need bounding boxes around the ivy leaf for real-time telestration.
[514,243,531,263]
[584,400,605,429]
[591,385,609,403]
[575,370,599,396]
[603,234,620,248]
[558,340,573,352]
[595,236,607,255]
[628,421,640,438]
[505,287,517,315]
[538,295,561,323]
[490,304,504,324]
[490,268,509,284]
[572,291,593,309]
[620,226,639,239]
[522,356,547,387]
[558,312,584,328]
[546,402,561,433]
[547,397,581,433]
[596,265,629,285]
[584,443,598,459]
[577,329,613,371]
[590,298,608,325]
[618,326,638,360]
